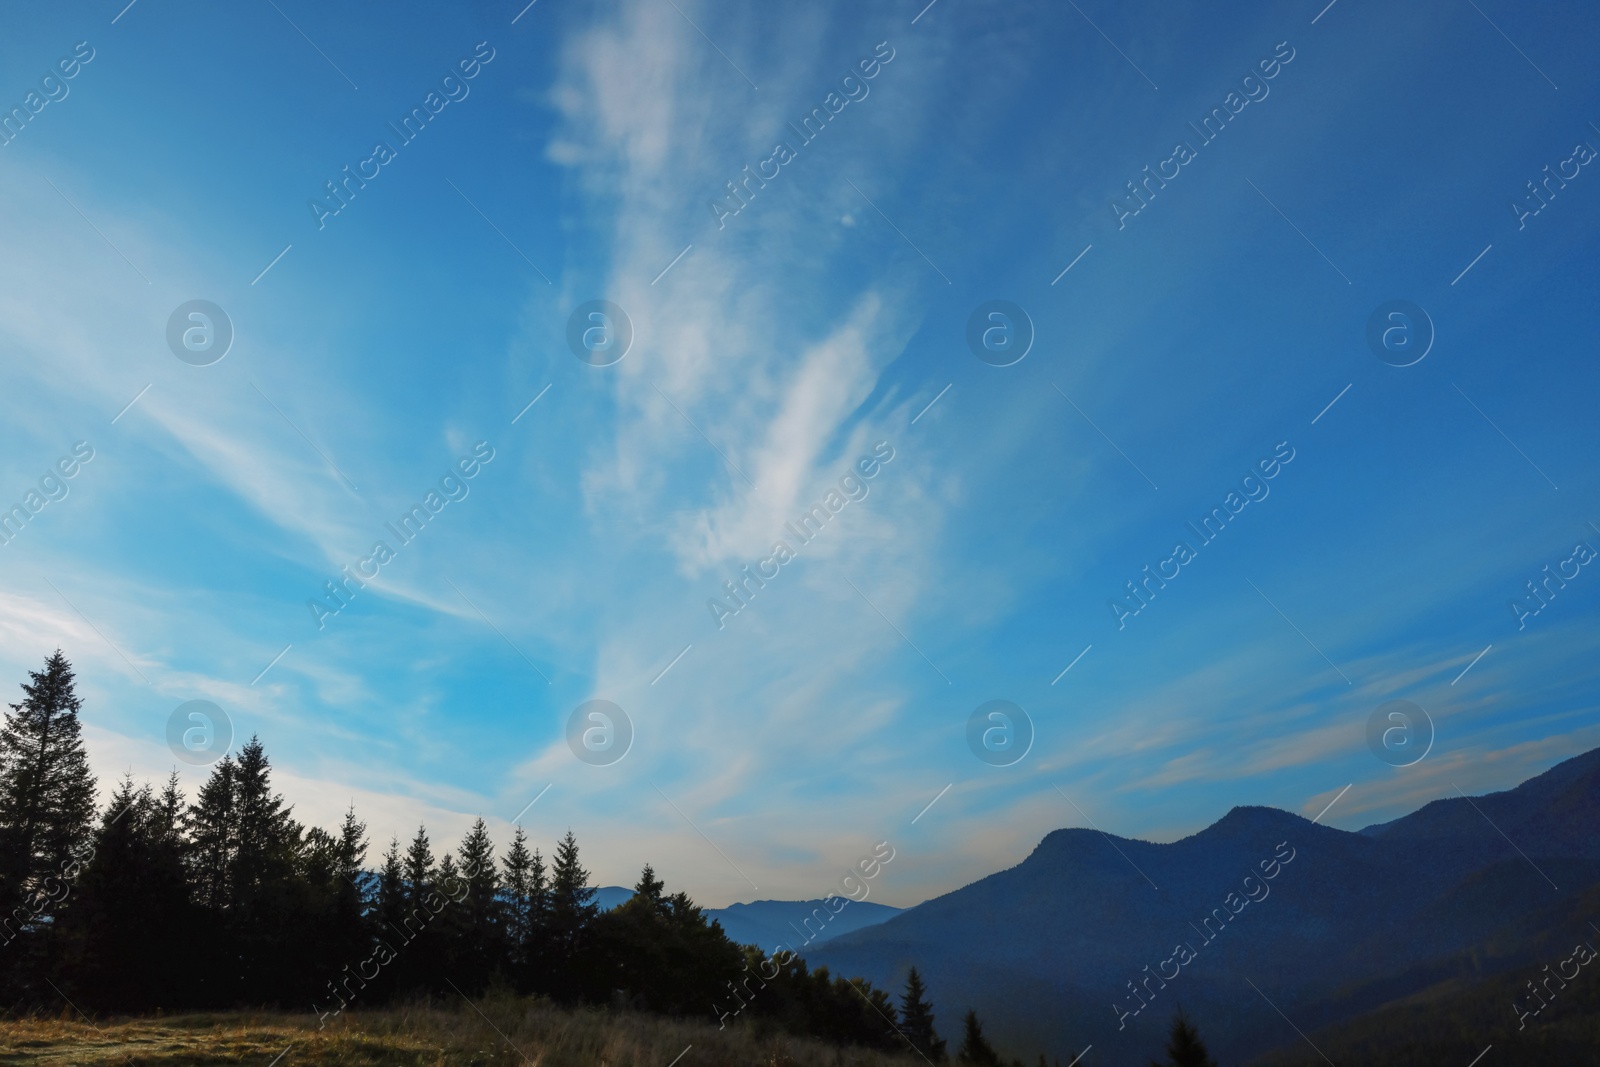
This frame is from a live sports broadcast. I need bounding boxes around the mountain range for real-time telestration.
[592,885,902,950]
[809,748,1600,1066]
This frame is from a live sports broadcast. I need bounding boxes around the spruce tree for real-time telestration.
[548,829,597,996]
[404,824,435,911]
[634,862,666,911]
[206,736,307,1003]
[499,831,548,993]
[153,771,186,844]
[958,1010,1002,1067]
[434,852,465,974]
[397,824,440,989]
[334,805,368,928]
[445,818,499,990]
[900,967,947,1061]
[1150,1011,1217,1067]
[57,777,195,1010]
[528,843,549,926]
[0,650,97,916]
[186,755,236,910]
[303,805,369,993]
[375,838,406,936]
[502,827,534,957]
[549,829,597,939]
[230,736,302,900]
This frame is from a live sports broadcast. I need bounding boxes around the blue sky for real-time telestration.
[1,0,1597,908]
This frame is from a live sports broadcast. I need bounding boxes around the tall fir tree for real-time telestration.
[153,771,186,843]
[229,736,302,900]
[548,829,597,996]
[501,828,548,994]
[375,837,407,937]
[186,755,236,910]
[1149,1011,1218,1067]
[217,736,309,1003]
[454,818,502,990]
[957,1010,1002,1067]
[0,650,97,918]
[501,826,535,956]
[396,824,441,989]
[55,777,196,1011]
[634,862,666,912]
[900,967,948,1062]
[333,805,369,931]
[434,851,464,972]
[403,824,435,911]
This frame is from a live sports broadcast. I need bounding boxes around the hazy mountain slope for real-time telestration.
[591,887,900,949]
[813,748,1600,1067]
[1248,879,1600,1066]
[709,898,901,950]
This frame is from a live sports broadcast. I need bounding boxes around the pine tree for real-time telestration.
[634,862,666,912]
[205,736,307,1003]
[502,827,535,957]
[900,967,947,1061]
[313,804,370,988]
[549,829,597,937]
[375,838,406,936]
[57,777,196,1010]
[1149,1011,1217,1067]
[404,824,435,911]
[446,818,500,990]
[186,755,236,910]
[498,831,548,994]
[528,844,549,926]
[458,820,499,927]
[0,650,97,917]
[334,805,368,925]
[434,851,465,975]
[230,736,302,900]
[958,1010,1002,1067]
[153,771,185,844]
[548,829,597,996]
[395,824,442,990]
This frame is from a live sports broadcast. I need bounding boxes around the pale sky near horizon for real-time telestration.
[0,0,1596,909]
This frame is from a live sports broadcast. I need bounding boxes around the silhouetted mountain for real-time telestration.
[593,886,899,948]
[813,748,1600,1067]
[1248,878,1600,1065]
[594,885,635,911]
[707,898,901,950]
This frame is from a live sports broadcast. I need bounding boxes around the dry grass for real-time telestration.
[0,996,927,1067]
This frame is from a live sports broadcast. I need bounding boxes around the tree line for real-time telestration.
[0,650,1213,1065]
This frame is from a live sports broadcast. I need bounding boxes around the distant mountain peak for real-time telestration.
[1204,803,1310,837]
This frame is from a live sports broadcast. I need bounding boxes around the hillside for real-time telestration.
[592,888,902,949]
[0,996,930,1067]
[708,898,902,950]
[1248,878,1600,1065]
[813,748,1600,1066]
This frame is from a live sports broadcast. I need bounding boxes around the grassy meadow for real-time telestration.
[0,996,929,1067]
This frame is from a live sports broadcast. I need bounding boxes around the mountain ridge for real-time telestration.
[813,746,1600,1067]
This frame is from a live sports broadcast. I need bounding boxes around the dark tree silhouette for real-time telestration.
[501,825,545,991]
[0,650,96,923]
[186,754,235,910]
[635,862,666,909]
[958,1009,1002,1067]
[548,828,597,997]
[1150,1011,1219,1067]
[900,967,948,1061]
[452,817,502,990]
[55,776,196,1010]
